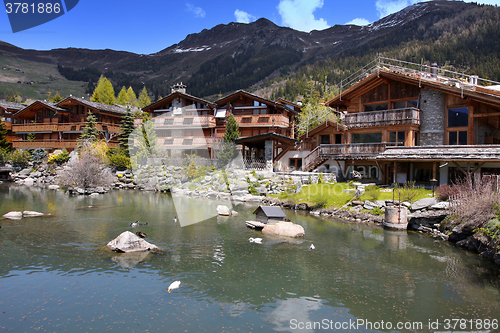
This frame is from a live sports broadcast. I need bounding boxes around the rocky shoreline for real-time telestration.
[3,163,500,265]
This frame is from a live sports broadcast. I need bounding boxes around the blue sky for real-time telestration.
[1,0,499,55]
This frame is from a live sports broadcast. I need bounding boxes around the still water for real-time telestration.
[0,184,499,332]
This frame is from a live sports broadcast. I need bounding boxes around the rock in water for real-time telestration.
[216,205,230,216]
[107,231,158,253]
[22,211,45,217]
[262,221,305,238]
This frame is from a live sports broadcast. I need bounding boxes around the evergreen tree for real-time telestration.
[218,114,240,165]
[0,120,11,151]
[118,110,135,156]
[130,117,157,166]
[127,86,137,106]
[52,91,63,103]
[137,86,151,108]
[78,111,99,144]
[90,75,115,105]
[116,86,128,105]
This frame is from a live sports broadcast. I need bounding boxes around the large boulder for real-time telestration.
[107,231,159,253]
[262,221,305,238]
[410,197,438,211]
[216,205,231,216]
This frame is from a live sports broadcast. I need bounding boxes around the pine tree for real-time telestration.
[118,110,135,156]
[0,120,11,151]
[218,114,240,165]
[78,111,99,144]
[52,91,63,103]
[127,87,137,106]
[91,75,115,105]
[116,86,128,105]
[137,86,151,108]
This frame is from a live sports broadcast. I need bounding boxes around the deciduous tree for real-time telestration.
[91,75,115,105]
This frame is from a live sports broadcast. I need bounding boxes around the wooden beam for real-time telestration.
[473,112,500,118]
[335,160,345,177]
[375,160,384,177]
[472,162,486,174]
[452,161,468,176]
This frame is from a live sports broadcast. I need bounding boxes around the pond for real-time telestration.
[1,184,499,332]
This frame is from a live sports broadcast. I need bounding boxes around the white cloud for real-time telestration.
[375,0,417,18]
[277,0,329,32]
[186,3,206,18]
[234,9,256,24]
[346,18,370,26]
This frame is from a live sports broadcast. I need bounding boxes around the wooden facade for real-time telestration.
[0,100,24,145]
[10,97,127,151]
[142,87,299,161]
[298,64,500,185]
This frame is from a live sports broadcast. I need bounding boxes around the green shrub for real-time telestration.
[48,149,70,165]
[314,197,329,209]
[109,153,132,170]
[371,206,385,216]
[364,185,380,201]
[187,161,197,179]
[399,181,419,203]
[10,150,30,167]
[318,172,324,184]
[0,148,9,164]
[30,148,47,164]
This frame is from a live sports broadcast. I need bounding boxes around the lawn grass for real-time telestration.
[272,182,433,209]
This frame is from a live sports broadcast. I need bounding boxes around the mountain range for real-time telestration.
[0,0,499,102]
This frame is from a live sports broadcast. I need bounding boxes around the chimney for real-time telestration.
[171,82,187,94]
[430,63,438,78]
[470,75,479,85]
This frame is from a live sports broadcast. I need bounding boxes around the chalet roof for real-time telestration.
[377,145,500,161]
[324,68,500,108]
[0,100,25,111]
[216,90,298,115]
[253,206,287,218]
[58,97,128,115]
[14,100,67,118]
[142,91,216,112]
[235,131,298,145]
[298,118,347,140]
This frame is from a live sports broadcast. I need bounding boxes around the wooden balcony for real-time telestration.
[157,136,223,148]
[12,122,121,133]
[303,143,399,171]
[12,140,119,150]
[154,115,216,128]
[3,122,12,130]
[345,108,420,128]
[233,114,289,128]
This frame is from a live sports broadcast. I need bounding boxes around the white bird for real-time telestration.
[173,216,178,223]
[130,221,138,227]
[168,281,181,292]
[310,244,315,250]
[249,237,262,244]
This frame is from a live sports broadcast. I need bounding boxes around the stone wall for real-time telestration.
[420,89,445,146]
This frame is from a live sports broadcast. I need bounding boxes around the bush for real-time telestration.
[370,206,385,216]
[0,148,9,164]
[399,181,419,203]
[59,150,113,189]
[10,150,30,167]
[108,152,131,170]
[435,184,458,201]
[314,197,329,209]
[187,161,197,179]
[364,185,380,201]
[30,148,47,164]
[48,149,70,165]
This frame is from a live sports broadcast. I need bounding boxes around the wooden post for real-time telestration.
[393,161,397,184]
[433,161,437,181]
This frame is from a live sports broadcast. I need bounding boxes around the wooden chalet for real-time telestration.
[0,100,24,146]
[215,90,298,163]
[298,57,500,185]
[142,83,218,158]
[11,97,126,151]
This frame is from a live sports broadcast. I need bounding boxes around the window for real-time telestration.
[448,107,468,127]
[183,118,193,125]
[351,132,382,143]
[320,135,330,144]
[393,100,418,109]
[389,131,405,145]
[449,131,467,145]
[364,103,388,112]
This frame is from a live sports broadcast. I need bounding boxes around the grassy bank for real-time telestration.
[272,182,433,209]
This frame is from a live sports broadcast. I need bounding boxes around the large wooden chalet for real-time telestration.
[142,84,299,162]
[293,57,500,185]
[0,100,24,146]
[10,97,126,151]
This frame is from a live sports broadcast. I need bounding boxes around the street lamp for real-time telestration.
[430,178,438,197]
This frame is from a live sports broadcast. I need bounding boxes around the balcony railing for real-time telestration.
[157,136,223,148]
[154,115,216,128]
[345,108,420,128]
[12,122,121,133]
[12,140,119,149]
[233,114,289,127]
[303,142,399,171]
[3,122,12,130]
